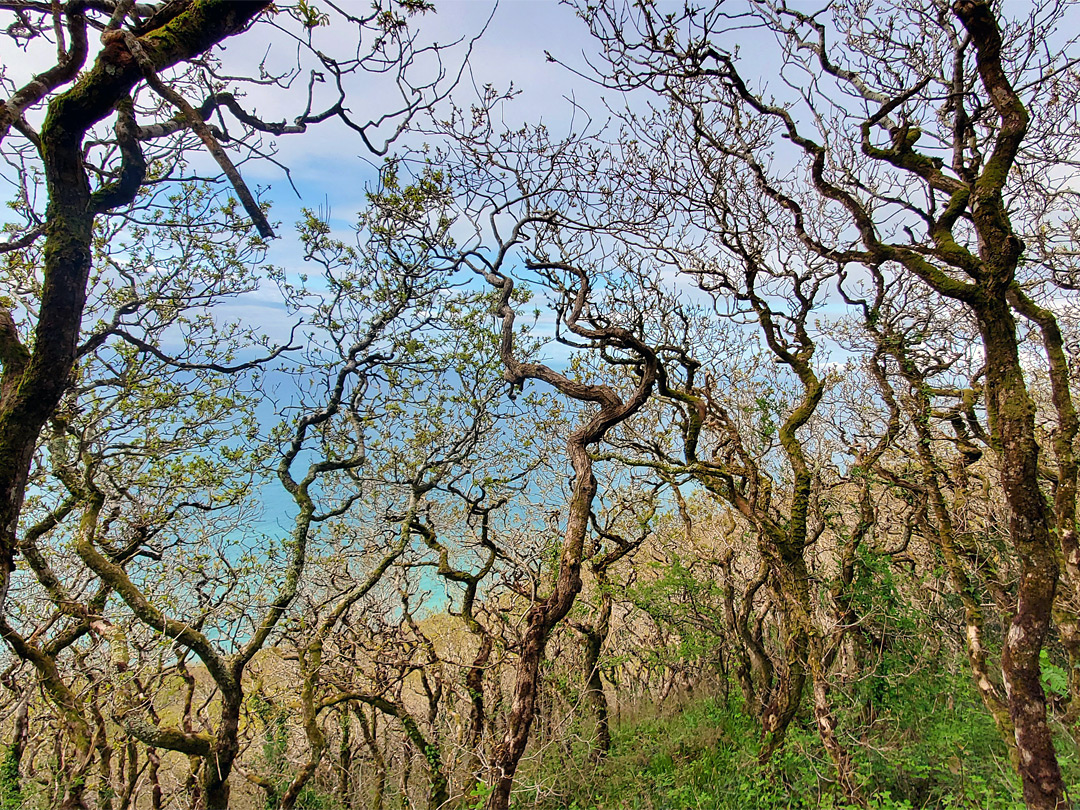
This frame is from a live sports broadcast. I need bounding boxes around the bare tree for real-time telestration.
[576,1,1079,803]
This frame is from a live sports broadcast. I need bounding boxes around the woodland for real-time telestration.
[0,1,1079,809]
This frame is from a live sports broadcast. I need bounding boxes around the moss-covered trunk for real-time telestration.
[462,633,493,800]
[200,692,241,810]
[978,302,1066,809]
[581,587,613,759]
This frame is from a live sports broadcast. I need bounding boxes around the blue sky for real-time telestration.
[4,1,1066,395]
[206,1,622,346]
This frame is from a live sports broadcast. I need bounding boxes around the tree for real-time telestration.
[1,152,502,807]
[421,94,667,807]
[576,1,1079,804]
[0,0,270,625]
[474,245,660,810]
[0,188,270,807]
[845,271,1017,754]
[572,486,656,760]
[0,0,471,630]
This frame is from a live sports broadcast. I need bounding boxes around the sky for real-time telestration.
[232,2,614,217]
[3,1,1073,369]
[202,0,626,345]
[0,0,1030,392]
[0,0,622,339]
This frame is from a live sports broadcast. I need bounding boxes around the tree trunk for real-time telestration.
[0,692,28,807]
[486,450,601,810]
[148,748,163,810]
[462,634,492,799]
[339,711,353,809]
[757,610,805,765]
[979,303,1066,809]
[355,706,386,810]
[719,555,758,713]
[582,620,611,759]
[200,695,241,810]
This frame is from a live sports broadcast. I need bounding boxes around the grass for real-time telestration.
[526,668,1079,810]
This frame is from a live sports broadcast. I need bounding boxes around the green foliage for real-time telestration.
[471,781,496,810]
[625,555,727,674]
[293,0,330,28]
[753,396,778,442]
[528,661,1060,810]
[246,691,345,810]
[0,746,20,810]
[1039,649,1069,699]
[248,695,288,774]
[292,784,343,810]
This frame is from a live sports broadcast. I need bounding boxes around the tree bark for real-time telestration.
[200,694,241,810]
[581,589,613,759]
[487,461,596,810]
[978,302,1066,809]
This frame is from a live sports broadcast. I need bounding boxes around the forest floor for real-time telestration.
[531,670,1080,810]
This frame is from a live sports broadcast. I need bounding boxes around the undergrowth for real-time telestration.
[527,668,1079,810]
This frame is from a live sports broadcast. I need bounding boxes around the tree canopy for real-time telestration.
[1,2,1079,809]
